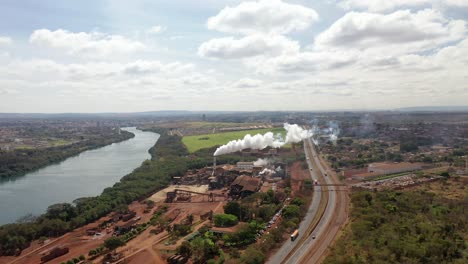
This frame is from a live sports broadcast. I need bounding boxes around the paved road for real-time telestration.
[267,140,323,264]
[297,139,348,264]
[267,139,348,264]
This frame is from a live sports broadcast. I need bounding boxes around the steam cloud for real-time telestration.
[213,123,312,156]
[310,119,340,145]
[254,158,271,166]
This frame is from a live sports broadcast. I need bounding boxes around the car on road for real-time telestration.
[312,235,316,239]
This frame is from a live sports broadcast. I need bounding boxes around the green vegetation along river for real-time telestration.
[0,127,159,225]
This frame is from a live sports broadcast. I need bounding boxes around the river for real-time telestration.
[0,127,159,225]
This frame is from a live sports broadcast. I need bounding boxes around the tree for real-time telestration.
[440,171,450,178]
[104,237,125,252]
[282,205,300,220]
[45,203,77,222]
[176,241,192,258]
[224,201,241,217]
[365,193,373,205]
[115,204,129,214]
[214,214,238,227]
[400,141,418,153]
[241,246,265,264]
[187,214,194,225]
[190,237,218,264]
[291,198,304,207]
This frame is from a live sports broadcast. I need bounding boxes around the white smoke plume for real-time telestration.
[328,121,340,143]
[254,158,270,166]
[213,123,312,156]
[309,119,340,145]
[259,168,275,175]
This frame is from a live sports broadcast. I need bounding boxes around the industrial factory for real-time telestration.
[165,155,287,203]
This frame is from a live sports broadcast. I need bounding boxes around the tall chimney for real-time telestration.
[212,157,217,176]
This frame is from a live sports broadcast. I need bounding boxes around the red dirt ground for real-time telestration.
[289,161,310,195]
[0,192,226,264]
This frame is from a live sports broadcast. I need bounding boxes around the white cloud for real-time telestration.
[29,29,145,57]
[207,0,319,34]
[315,9,466,54]
[339,0,468,12]
[0,36,12,46]
[182,73,214,85]
[198,34,299,59]
[147,25,166,34]
[339,0,431,12]
[247,49,357,74]
[231,78,263,88]
[0,88,19,95]
[446,0,468,7]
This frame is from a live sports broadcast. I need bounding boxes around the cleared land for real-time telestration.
[182,127,286,153]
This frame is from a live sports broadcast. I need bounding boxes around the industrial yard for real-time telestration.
[0,124,310,264]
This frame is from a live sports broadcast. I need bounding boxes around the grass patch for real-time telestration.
[49,139,72,146]
[184,121,261,129]
[182,128,286,153]
[364,171,412,182]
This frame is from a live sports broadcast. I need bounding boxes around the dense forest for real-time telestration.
[0,129,134,179]
[324,181,467,264]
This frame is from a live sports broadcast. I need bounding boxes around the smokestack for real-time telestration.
[212,157,217,176]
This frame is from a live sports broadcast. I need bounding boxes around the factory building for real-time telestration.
[236,162,254,170]
[230,175,261,198]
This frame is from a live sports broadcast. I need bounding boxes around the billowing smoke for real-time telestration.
[328,121,340,143]
[259,168,275,175]
[213,123,312,156]
[254,158,270,166]
[309,119,340,145]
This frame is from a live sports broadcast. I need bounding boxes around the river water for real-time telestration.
[0,127,159,225]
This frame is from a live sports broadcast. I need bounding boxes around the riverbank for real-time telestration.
[0,128,134,180]
[0,128,175,256]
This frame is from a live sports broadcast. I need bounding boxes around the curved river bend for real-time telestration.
[0,127,159,225]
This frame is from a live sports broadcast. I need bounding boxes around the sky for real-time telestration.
[0,0,467,113]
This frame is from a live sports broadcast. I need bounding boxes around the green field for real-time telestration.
[183,121,262,128]
[182,127,286,153]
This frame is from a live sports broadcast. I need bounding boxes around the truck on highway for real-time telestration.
[291,229,299,241]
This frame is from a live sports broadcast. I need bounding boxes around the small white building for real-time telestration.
[236,162,254,170]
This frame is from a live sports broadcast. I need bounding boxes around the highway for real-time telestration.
[267,140,322,264]
[267,138,348,264]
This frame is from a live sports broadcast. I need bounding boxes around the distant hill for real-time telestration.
[396,106,468,112]
[1,107,467,119]
[0,110,237,119]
